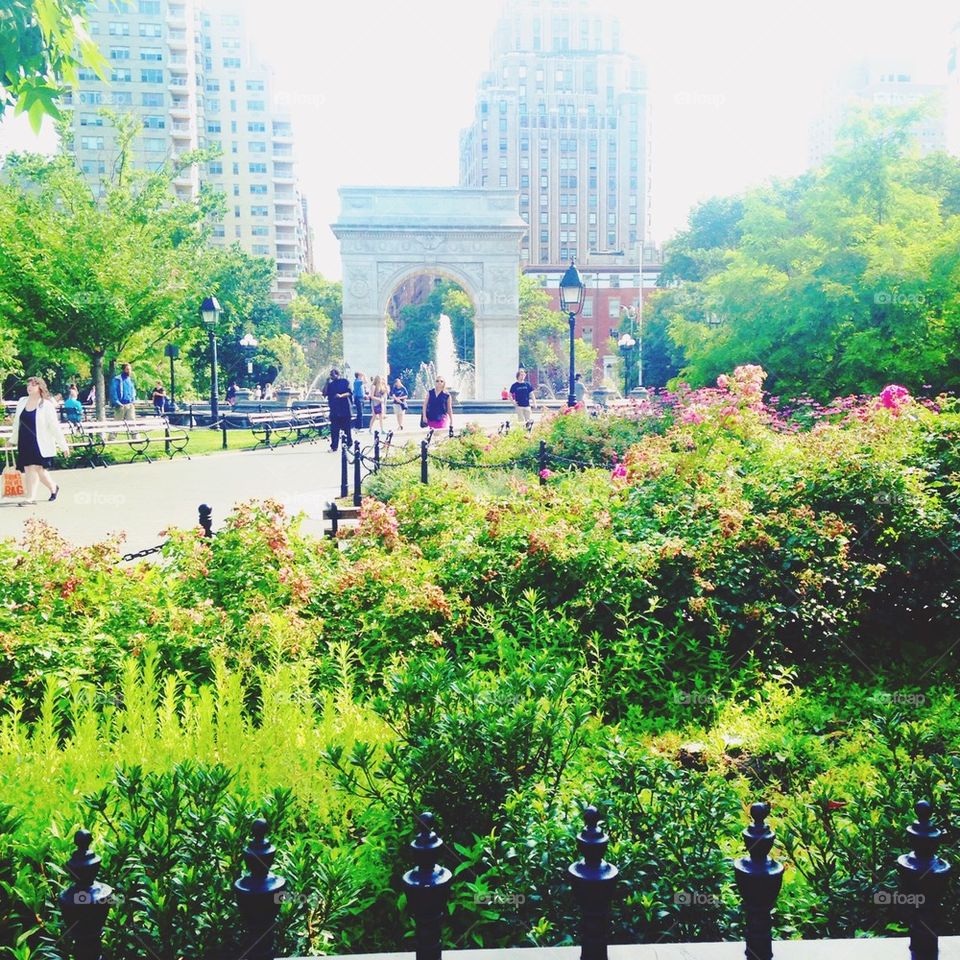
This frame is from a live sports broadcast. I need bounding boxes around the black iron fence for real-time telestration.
[47,799,950,960]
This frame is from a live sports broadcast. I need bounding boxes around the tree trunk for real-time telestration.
[92,352,106,421]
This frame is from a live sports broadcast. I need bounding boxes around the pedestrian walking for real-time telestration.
[352,372,367,430]
[574,372,586,407]
[322,368,353,451]
[422,377,454,432]
[390,377,408,430]
[226,381,239,405]
[10,377,69,502]
[370,375,388,434]
[110,363,137,420]
[510,368,536,427]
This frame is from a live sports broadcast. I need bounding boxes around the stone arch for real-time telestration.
[331,187,527,400]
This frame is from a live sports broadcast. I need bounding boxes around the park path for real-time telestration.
[0,415,511,550]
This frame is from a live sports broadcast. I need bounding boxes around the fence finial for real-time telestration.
[234,818,286,960]
[896,800,951,960]
[734,801,783,960]
[568,804,618,960]
[59,829,113,960]
[402,811,452,960]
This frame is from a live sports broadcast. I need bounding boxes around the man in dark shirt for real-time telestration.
[510,369,536,428]
[322,368,353,451]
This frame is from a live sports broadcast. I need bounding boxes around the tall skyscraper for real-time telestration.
[809,60,949,168]
[459,0,648,270]
[61,0,312,303]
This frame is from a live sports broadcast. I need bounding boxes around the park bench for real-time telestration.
[67,418,190,466]
[246,408,328,449]
[0,424,93,468]
[322,500,361,538]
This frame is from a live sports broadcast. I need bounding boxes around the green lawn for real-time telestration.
[61,427,268,467]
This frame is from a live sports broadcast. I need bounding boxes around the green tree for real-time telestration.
[0,0,107,130]
[290,273,343,377]
[657,106,960,399]
[443,286,474,365]
[0,151,213,415]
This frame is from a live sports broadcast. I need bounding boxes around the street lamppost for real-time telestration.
[163,343,179,407]
[200,295,221,425]
[239,333,259,387]
[618,333,636,396]
[559,259,585,408]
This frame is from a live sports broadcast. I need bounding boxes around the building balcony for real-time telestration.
[168,77,188,91]
[274,195,297,206]
[171,123,192,138]
[169,102,191,118]
[167,29,188,48]
[166,8,187,27]
[272,172,295,184]
[272,129,294,142]
[274,215,296,224]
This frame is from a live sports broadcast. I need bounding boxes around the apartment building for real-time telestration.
[62,0,312,303]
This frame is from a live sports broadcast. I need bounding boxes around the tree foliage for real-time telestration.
[289,272,343,377]
[649,107,960,399]
[0,0,107,130]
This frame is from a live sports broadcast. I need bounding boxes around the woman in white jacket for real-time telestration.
[11,377,69,502]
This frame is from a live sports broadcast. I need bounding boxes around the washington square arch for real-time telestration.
[331,187,527,400]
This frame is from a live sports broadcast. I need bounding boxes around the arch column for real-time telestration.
[474,315,519,400]
[342,314,386,382]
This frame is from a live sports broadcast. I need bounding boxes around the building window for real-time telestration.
[250,184,268,194]
[110,68,131,82]
[138,0,161,13]
[233,185,240,197]
[249,141,266,152]
[209,162,223,174]
[246,80,265,92]
[140,22,162,37]
[80,136,104,150]
[207,121,221,133]
[252,244,271,255]
[499,175,508,186]
[608,298,620,318]
[247,121,266,132]
[251,205,269,216]
[140,47,163,61]
[610,275,620,288]
[143,115,165,129]
[252,226,269,237]
[143,138,165,153]
[110,91,131,105]
[80,113,103,127]
[108,22,129,36]
[223,57,242,69]
[206,80,220,93]
[109,46,129,60]
[249,162,267,173]
[583,298,593,317]
[140,68,163,83]
[78,91,102,105]
[247,100,265,111]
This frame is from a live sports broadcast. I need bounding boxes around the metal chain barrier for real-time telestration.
[118,504,214,562]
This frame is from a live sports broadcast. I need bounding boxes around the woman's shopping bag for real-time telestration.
[3,450,25,498]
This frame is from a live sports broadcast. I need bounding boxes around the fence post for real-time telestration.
[198,504,213,538]
[234,819,286,960]
[421,440,429,484]
[340,440,349,499]
[897,800,951,960]
[734,802,784,960]
[328,501,339,538]
[539,439,547,486]
[59,830,113,960]
[448,423,454,438]
[165,423,171,457]
[402,812,452,960]
[221,416,228,450]
[353,440,362,507]
[568,805,618,960]
[188,404,194,429]
[374,430,381,472]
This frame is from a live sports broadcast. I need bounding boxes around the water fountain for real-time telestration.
[432,313,474,400]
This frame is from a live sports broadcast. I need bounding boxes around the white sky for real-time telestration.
[1,0,957,279]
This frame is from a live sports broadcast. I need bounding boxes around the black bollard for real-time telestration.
[539,439,547,486]
[59,830,113,960]
[896,800,952,960]
[188,403,194,429]
[353,441,362,507]
[198,504,213,538]
[340,439,349,498]
[733,802,784,960]
[374,430,381,472]
[165,423,171,457]
[402,812,453,960]
[421,440,429,484]
[221,416,228,450]
[568,805,618,960]
[448,423,454,438]
[234,819,286,960]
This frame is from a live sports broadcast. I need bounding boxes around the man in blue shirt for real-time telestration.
[110,363,137,421]
[62,386,83,424]
[352,371,367,430]
[510,369,536,428]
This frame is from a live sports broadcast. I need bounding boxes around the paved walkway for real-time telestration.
[0,415,519,550]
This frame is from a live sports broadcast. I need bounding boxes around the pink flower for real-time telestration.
[539,468,554,479]
[611,463,627,481]
[716,374,730,390]
[878,384,910,412]
[680,408,704,425]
